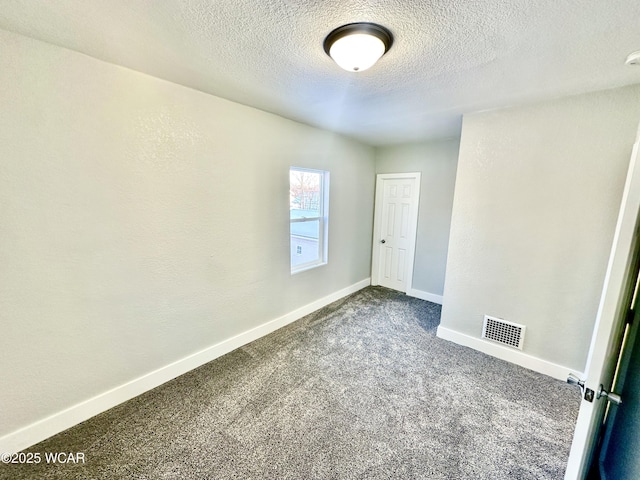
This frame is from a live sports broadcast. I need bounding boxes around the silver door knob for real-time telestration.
[567,373,585,395]
[598,385,622,405]
[381,239,386,244]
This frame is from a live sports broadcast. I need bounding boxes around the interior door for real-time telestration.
[565,134,640,479]
[371,173,421,292]
[596,301,640,479]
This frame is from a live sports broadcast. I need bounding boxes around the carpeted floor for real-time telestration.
[1,286,581,479]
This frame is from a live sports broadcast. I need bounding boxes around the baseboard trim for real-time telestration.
[406,288,443,305]
[0,278,371,455]
[436,325,582,381]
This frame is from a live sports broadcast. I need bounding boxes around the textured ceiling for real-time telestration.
[1,0,640,145]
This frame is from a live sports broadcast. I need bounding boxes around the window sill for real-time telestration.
[291,261,327,275]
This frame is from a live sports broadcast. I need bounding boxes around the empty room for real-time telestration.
[2,1,640,479]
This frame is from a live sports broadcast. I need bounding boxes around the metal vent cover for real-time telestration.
[482,315,525,350]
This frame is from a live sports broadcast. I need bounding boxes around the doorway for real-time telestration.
[371,173,421,292]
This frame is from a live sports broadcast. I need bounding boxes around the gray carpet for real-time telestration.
[1,286,581,479]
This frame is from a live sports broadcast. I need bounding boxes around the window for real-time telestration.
[290,167,329,273]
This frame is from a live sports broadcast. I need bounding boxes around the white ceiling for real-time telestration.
[1,0,640,146]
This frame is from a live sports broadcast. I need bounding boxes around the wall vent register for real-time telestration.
[482,315,526,350]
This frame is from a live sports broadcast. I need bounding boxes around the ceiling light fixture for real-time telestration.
[323,22,393,73]
[626,50,640,66]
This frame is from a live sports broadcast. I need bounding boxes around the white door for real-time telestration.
[371,173,421,292]
[565,133,640,479]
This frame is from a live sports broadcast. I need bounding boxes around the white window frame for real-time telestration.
[290,167,330,274]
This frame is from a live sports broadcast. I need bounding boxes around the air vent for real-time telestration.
[482,315,525,350]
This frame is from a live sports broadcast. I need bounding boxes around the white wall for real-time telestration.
[0,29,375,446]
[439,85,640,375]
[375,139,459,301]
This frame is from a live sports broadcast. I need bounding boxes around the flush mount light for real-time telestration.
[323,22,393,72]
[626,50,640,66]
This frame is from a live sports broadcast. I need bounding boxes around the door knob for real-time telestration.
[567,373,585,395]
[381,239,386,244]
[598,385,622,405]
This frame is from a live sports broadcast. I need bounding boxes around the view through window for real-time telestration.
[290,167,329,273]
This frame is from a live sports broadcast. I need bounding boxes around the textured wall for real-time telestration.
[0,29,375,437]
[440,85,640,371]
[375,139,459,297]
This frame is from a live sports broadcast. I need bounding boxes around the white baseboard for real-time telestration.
[436,325,582,381]
[406,288,443,305]
[0,278,371,455]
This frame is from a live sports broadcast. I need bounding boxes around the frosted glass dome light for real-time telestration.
[329,33,385,72]
[324,23,393,73]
